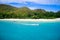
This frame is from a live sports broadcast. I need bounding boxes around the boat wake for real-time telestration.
[22,23,39,26]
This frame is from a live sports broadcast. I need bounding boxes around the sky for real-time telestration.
[0,0,60,12]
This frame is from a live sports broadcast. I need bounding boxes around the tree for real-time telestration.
[56,11,60,18]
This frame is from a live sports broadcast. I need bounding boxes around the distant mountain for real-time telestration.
[0,4,33,18]
[0,4,17,10]
[33,9,46,13]
[0,4,17,12]
[0,4,31,12]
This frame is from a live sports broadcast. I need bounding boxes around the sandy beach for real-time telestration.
[0,18,60,22]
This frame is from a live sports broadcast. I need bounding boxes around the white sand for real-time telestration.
[0,18,60,22]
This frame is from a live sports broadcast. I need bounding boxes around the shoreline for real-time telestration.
[0,18,60,22]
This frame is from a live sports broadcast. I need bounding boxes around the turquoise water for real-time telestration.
[0,21,60,40]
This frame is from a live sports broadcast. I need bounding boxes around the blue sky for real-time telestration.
[0,0,60,12]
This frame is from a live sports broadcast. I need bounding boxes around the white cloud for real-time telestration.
[0,0,60,5]
[28,7,37,10]
[25,0,60,5]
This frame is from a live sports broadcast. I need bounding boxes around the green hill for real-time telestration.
[0,4,60,19]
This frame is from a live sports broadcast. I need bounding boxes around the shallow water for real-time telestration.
[0,21,60,40]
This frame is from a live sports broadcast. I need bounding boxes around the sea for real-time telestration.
[0,21,60,40]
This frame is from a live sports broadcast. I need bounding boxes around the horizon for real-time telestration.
[0,0,60,12]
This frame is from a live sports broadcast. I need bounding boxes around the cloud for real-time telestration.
[25,0,60,5]
[0,0,60,5]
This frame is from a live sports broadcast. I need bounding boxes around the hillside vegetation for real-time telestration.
[0,4,60,19]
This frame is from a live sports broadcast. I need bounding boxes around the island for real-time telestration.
[0,4,60,19]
